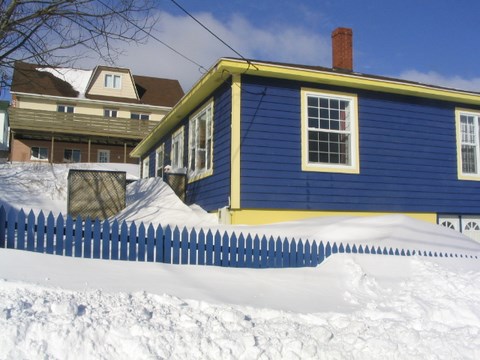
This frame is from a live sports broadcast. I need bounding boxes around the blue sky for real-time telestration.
[125,0,477,92]
[4,0,479,96]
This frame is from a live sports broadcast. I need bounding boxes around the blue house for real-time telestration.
[131,28,480,237]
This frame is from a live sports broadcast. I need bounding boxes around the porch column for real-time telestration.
[88,139,91,163]
[50,136,54,163]
[124,143,127,163]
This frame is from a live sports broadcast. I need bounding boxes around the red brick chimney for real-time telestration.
[332,27,353,71]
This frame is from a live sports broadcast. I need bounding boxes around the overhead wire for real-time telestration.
[97,0,209,74]
[169,0,258,70]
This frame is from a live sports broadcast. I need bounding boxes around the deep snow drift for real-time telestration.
[1,162,480,359]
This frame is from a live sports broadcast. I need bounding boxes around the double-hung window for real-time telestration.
[456,109,480,180]
[171,127,184,171]
[188,100,213,180]
[301,88,359,173]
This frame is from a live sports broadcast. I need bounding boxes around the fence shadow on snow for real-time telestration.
[0,206,478,268]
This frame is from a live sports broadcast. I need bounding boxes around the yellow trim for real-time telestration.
[187,98,214,184]
[131,58,480,158]
[231,75,242,209]
[229,209,437,225]
[301,88,360,174]
[455,108,480,181]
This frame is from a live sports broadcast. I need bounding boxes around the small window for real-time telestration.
[64,149,81,163]
[104,109,118,118]
[97,150,110,163]
[456,109,480,180]
[104,74,121,89]
[301,88,359,173]
[156,145,164,178]
[131,113,150,121]
[171,127,184,170]
[188,99,214,180]
[57,104,74,113]
[31,146,48,161]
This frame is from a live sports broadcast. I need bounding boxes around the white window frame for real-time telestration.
[301,88,359,174]
[30,146,48,161]
[104,108,118,118]
[156,144,164,178]
[131,113,150,120]
[63,149,81,163]
[57,104,74,113]
[188,99,214,181]
[142,156,150,178]
[97,149,110,163]
[456,109,480,180]
[171,126,184,171]
[104,74,121,89]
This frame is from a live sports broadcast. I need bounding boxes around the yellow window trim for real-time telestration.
[187,98,214,184]
[301,87,360,174]
[455,108,480,181]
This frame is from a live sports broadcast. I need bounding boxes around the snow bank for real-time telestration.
[112,177,218,227]
[0,249,479,359]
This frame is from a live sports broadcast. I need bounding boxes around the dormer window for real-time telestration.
[104,74,121,89]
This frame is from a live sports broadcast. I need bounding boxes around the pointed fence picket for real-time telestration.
[0,206,478,268]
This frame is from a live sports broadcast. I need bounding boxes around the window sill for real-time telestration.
[188,169,213,183]
[302,162,360,174]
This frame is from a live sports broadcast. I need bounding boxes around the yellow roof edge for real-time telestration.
[131,58,480,157]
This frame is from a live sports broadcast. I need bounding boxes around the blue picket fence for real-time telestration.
[0,206,477,267]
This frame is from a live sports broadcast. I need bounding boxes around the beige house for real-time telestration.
[9,61,184,163]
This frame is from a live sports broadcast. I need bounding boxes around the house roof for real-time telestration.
[131,57,480,158]
[11,61,184,107]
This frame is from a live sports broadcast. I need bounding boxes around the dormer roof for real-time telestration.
[10,61,184,107]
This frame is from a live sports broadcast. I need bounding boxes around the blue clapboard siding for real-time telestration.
[2,207,476,267]
[239,75,480,214]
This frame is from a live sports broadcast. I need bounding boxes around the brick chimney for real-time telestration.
[332,27,353,71]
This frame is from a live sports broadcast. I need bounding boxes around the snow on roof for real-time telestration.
[36,67,93,98]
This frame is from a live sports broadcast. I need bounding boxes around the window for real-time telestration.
[104,109,118,118]
[188,100,214,179]
[31,146,48,161]
[142,156,150,178]
[131,113,150,120]
[456,109,480,180]
[64,149,81,163]
[104,74,121,89]
[301,88,359,173]
[156,145,164,178]
[97,150,110,163]
[171,127,184,170]
[57,104,74,113]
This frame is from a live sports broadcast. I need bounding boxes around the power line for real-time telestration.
[169,0,258,70]
[97,0,209,74]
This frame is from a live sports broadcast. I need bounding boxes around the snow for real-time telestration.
[37,67,93,98]
[1,162,480,359]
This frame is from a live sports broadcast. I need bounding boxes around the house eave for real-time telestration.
[130,58,480,158]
